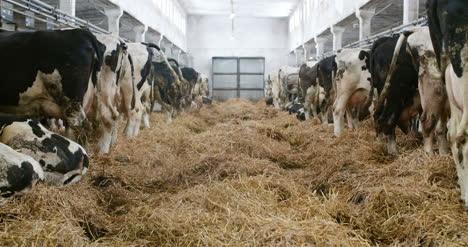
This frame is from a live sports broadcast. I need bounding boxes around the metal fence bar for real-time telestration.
[1,0,109,34]
[309,17,427,61]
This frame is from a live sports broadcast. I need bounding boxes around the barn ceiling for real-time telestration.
[179,0,300,17]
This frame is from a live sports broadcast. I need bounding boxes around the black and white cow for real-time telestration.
[0,142,44,197]
[0,29,105,143]
[370,34,421,155]
[0,114,88,186]
[427,0,468,207]
[84,34,129,154]
[181,67,200,109]
[120,43,156,137]
[406,27,449,154]
[279,66,300,109]
[317,55,337,123]
[333,49,372,136]
[151,56,181,123]
[285,100,306,121]
[298,61,320,120]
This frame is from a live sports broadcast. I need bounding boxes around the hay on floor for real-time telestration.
[0,98,466,247]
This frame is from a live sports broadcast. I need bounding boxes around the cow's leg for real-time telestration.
[124,110,138,138]
[350,108,360,130]
[446,66,468,207]
[111,117,121,145]
[421,112,436,154]
[455,61,468,147]
[143,112,151,129]
[97,106,115,154]
[333,92,352,137]
[436,118,449,155]
[304,87,313,120]
[386,130,398,155]
[345,108,354,130]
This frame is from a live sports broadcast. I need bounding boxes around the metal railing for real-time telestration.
[0,0,109,34]
[309,17,427,62]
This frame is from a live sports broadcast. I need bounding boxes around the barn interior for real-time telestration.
[0,0,467,246]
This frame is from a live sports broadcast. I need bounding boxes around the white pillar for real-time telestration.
[163,42,174,59]
[59,0,75,16]
[295,47,305,65]
[304,42,315,61]
[331,25,345,51]
[315,37,327,57]
[134,25,148,42]
[187,54,194,68]
[356,8,375,41]
[104,8,123,36]
[146,31,161,45]
[403,0,419,25]
[172,46,180,61]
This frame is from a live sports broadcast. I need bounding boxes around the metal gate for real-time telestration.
[212,57,265,101]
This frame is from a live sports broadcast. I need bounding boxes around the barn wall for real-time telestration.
[187,15,290,93]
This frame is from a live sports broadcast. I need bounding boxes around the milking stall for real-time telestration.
[0,0,467,245]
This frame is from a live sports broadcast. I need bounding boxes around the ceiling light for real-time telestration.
[229,12,236,19]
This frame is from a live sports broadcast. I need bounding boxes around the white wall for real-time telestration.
[187,15,290,91]
[109,0,187,50]
[289,0,371,51]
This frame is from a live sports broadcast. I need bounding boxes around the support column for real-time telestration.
[134,24,148,42]
[59,0,75,16]
[187,53,194,68]
[163,42,174,59]
[356,8,375,41]
[104,7,123,36]
[145,31,161,45]
[295,47,305,65]
[331,25,345,51]
[314,37,327,57]
[304,42,315,61]
[403,0,419,24]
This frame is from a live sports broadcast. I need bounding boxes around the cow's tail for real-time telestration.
[128,54,136,110]
[426,0,444,72]
[375,33,409,113]
[358,50,374,118]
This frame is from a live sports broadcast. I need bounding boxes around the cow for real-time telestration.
[180,67,199,110]
[266,97,274,106]
[278,66,300,109]
[285,100,306,121]
[0,114,88,186]
[268,70,282,109]
[0,29,105,144]
[426,0,468,207]
[192,73,210,105]
[298,61,320,119]
[332,49,372,137]
[198,73,210,99]
[0,142,44,197]
[151,51,182,123]
[370,34,421,155]
[265,74,273,99]
[406,27,449,154]
[119,43,156,137]
[84,34,129,154]
[316,55,337,123]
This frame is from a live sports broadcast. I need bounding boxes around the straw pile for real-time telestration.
[0,98,466,246]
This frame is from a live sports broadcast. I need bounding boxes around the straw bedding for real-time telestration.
[0,98,466,246]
